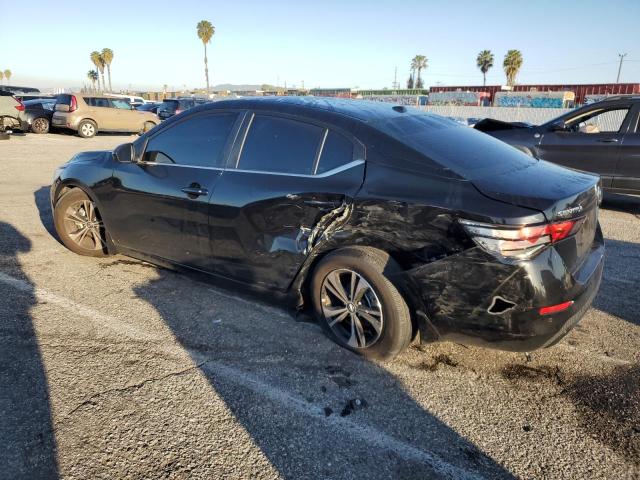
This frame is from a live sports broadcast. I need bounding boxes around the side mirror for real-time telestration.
[551,120,568,132]
[113,143,135,163]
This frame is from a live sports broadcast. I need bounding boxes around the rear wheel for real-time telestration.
[142,121,156,133]
[53,189,109,257]
[77,120,97,138]
[311,247,412,360]
[31,117,50,134]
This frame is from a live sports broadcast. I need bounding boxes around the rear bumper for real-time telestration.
[404,225,605,352]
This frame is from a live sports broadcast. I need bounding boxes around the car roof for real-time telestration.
[201,96,427,124]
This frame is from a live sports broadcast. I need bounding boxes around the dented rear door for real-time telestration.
[204,113,364,290]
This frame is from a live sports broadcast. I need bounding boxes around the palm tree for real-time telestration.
[503,49,523,87]
[101,48,114,92]
[476,50,494,87]
[196,20,215,95]
[406,73,414,89]
[411,55,428,89]
[90,51,103,91]
[87,70,98,93]
[3,69,11,85]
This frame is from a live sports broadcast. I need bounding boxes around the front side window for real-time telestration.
[111,99,131,110]
[144,113,237,167]
[239,115,324,175]
[567,108,629,134]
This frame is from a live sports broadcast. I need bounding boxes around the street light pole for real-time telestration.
[616,53,627,83]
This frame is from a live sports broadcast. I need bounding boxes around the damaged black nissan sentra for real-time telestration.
[50,97,604,359]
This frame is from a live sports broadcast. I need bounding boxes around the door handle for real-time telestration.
[597,138,619,143]
[181,186,209,197]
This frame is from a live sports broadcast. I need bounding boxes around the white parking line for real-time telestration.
[0,269,487,480]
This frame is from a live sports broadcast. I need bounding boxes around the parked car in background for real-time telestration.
[105,93,147,107]
[135,102,161,114]
[22,97,57,134]
[0,91,25,137]
[50,98,604,359]
[475,96,640,194]
[51,94,159,138]
[157,98,196,120]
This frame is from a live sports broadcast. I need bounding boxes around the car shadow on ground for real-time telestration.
[130,265,517,479]
[597,238,640,326]
[0,221,59,478]
[601,193,640,218]
[34,186,59,242]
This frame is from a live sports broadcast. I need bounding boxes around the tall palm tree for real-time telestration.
[196,20,215,95]
[90,51,103,91]
[101,48,114,92]
[87,70,98,93]
[503,49,523,87]
[476,50,494,87]
[3,69,11,84]
[411,55,428,89]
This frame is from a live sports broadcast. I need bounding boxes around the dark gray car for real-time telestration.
[475,96,640,194]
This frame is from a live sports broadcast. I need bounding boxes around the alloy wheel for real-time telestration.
[32,118,48,133]
[62,199,105,251]
[320,268,384,349]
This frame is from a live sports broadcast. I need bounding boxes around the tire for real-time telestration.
[77,120,97,138]
[31,117,50,134]
[142,121,156,133]
[53,189,109,257]
[310,247,412,360]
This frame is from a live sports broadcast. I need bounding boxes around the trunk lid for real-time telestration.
[472,160,600,271]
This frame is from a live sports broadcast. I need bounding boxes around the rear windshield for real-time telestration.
[375,113,536,179]
[56,94,74,105]
[160,100,178,111]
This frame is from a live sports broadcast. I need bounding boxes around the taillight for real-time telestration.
[69,95,78,112]
[14,99,25,112]
[175,109,182,114]
[460,218,585,260]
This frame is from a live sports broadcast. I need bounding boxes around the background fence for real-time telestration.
[419,105,571,124]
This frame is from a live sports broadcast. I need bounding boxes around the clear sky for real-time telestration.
[1,0,638,91]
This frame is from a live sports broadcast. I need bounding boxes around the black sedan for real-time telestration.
[475,96,640,195]
[50,97,604,359]
[22,97,57,134]
[135,102,161,114]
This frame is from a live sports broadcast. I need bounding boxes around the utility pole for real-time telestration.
[616,53,627,83]
[393,66,398,90]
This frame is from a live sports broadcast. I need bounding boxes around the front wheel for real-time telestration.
[53,189,109,257]
[310,247,412,360]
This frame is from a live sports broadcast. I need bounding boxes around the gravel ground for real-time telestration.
[0,132,638,480]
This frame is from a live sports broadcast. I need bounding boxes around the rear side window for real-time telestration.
[377,113,535,179]
[317,131,354,174]
[84,97,110,107]
[144,113,237,167]
[239,115,324,175]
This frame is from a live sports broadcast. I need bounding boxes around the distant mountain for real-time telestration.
[212,83,263,92]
